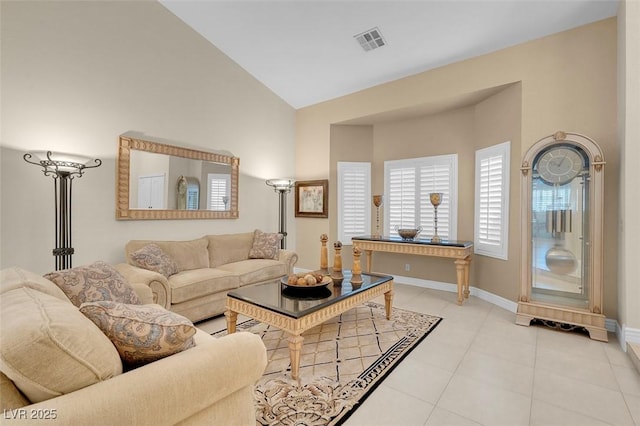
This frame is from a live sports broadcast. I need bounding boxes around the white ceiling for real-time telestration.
[160,0,618,109]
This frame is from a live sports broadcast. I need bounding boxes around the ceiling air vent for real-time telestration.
[354,27,386,52]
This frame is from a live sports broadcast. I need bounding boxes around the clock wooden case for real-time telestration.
[516,131,607,341]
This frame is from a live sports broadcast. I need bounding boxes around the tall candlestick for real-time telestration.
[430,192,443,243]
[373,195,383,238]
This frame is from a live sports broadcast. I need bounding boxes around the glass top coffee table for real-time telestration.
[225,270,394,380]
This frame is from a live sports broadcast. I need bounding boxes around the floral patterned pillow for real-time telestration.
[248,229,283,260]
[79,301,196,367]
[129,244,179,278]
[44,261,141,307]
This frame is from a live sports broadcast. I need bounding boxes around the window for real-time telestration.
[384,154,458,239]
[337,162,371,244]
[207,173,230,211]
[474,141,510,259]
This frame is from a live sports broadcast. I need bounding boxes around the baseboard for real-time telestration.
[294,269,623,343]
[604,318,617,333]
[621,325,640,345]
[391,274,518,313]
[392,274,621,339]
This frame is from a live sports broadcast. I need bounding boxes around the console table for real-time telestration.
[352,236,473,305]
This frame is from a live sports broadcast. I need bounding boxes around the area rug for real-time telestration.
[213,302,441,425]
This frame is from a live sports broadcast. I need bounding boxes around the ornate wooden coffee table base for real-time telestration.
[225,278,394,380]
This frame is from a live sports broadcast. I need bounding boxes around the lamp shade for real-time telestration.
[24,151,102,176]
[266,179,295,192]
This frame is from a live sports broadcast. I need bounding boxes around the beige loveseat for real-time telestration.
[0,266,267,425]
[116,232,298,322]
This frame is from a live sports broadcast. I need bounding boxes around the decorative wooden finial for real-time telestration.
[352,246,362,275]
[553,130,567,141]
[330,241,344,285]
[320,234,329,272]
[351,246,363,287]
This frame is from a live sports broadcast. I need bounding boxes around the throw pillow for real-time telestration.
[129,244,179,278]
[44,261,141,307]
[0,287,123,403]
[248,229,282,260]
[80,301,196,367]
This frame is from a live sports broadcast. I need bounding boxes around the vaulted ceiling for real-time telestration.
[160,1,618,109]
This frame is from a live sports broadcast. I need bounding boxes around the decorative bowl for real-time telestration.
[281,274,332,289]
[396,226,422,240]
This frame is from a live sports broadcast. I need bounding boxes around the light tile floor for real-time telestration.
[198,283,640,426]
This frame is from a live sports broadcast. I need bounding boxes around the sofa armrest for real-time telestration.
[278,249,298,274]
[114,263,170,309]
[11,332,267,426]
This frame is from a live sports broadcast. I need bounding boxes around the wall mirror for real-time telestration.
[116,136,239,220]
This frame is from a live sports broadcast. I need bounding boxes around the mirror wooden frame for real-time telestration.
[116,136,239,220]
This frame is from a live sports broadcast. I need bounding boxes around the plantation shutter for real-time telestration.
[337,162,371,243]
[474,141,510,259]
[208,174,230,211]
[388,167,416,231]
[384,154,457,239]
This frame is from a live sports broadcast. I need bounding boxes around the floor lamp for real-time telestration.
[24,151,102,270]
[265,179,295,249]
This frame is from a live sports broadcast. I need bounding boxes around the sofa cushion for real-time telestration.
[0,287,123,403]
[44,261,141,307]
[126,238,209,272]
[0,266,68,301]
[217,259,287,286]
[206,232,254,268]
[0,372,29,411]
[248,229,282,260]
[80,301,196,367]
[169,268,239,304]
[129,244,179,278]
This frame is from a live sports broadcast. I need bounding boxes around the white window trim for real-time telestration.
[337,162,371,245]
[474,141,510,260]
[383,154,458,240]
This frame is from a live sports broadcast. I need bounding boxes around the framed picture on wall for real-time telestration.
[295,180,328,218]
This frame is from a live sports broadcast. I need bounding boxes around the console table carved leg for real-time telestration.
[288,334,304,380]
[463,256,471,299]
[454,258,471,305]
[364,250,373,272]
[224,310,237,334]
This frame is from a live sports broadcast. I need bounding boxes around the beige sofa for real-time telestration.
[0,266,267,425]
[116,232,298,322]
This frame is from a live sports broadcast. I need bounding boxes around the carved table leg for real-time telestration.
[463,256,471,299]
[384,289,394,320]
[224,310,237,334]
[365,250,373,272]
[288,334,304,380]
[454,259,467,305]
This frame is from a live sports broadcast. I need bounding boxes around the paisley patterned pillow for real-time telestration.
[79,301,196,367]
[129,244,179,278]
[44,261,141,307]
[248,229,283,260]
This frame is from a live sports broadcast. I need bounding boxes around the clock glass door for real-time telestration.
[530,144,589,308]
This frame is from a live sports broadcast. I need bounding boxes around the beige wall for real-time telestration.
[0,1,296,274]
[327,84,522,300]
[471,84,522,301]
[370,106,476,283]
[618,0,640,334]
[296,19,618,318]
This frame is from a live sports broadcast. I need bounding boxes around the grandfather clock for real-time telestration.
[516,131,607,341]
